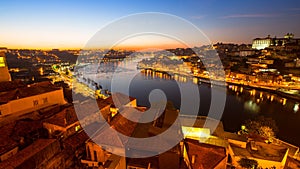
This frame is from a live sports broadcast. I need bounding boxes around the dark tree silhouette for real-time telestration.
[238,158,258,169]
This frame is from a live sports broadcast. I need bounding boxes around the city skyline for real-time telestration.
[1,0,300,49]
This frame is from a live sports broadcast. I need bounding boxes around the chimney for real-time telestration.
[147,163,151,169]
[191,155,196,164]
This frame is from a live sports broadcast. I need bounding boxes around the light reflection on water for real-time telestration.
[79,61,300,146]
[228,84,299,112]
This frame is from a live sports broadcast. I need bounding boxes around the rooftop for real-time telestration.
[91,107,143,147]
[0,81,61,105]
[127,103,182,154]
[230,141,288,162]
[10,120,43,140]
[0,119,44,156]
[0,139,58,169]
[127,156,158,169]
[185,138,227,169]
[179,115,224,137]
[0,80,25,93]
[63,130,89,150]
[43,106,79,127]
[0,122,18,156]
[223,131,248,142]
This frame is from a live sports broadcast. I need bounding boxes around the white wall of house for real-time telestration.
[0,89,66,117]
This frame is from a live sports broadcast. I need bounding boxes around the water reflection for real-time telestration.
[244,100,260,113]
[79,63,300,146]
[294,103,299,113]
[228,84,298,110]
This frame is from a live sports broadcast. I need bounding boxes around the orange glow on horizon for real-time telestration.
[2,41,189,51]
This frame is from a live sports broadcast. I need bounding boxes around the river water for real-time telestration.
[79,61,300,147]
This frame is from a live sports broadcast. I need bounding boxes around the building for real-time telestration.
[0,123,18,162]
[62,130,90,167]
[183,139,227,169]
[126,102,182,169]
[180,115,225,139]
[0,139,63,169]
[228,141,289,169]
[0,52,11,82]
[252,33,300,50]
[0,119,48,163]
[43,106,82,139]
[81,107,143,168]
[0,81,66,119]
[252,35,273,50]
[239,49,256,57]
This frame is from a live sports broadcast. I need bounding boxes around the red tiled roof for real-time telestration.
[63,130,89,150]
[92,127,125,147]
[11,120,43,140]
[185,138,226,169]
[127,135,175,153]
[0,139,58,168]
[91,107,143,147]
[44,106,78,127]
[73,99,110,116]
[0,80,25,93]
[0,81,61,105]
[0,122,18,155]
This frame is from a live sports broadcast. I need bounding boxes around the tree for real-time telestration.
[244,116,278,141]
[238,158,258,169]
[258,126,275,141]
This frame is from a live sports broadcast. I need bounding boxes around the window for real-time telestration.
[42,97,48,104]
[93,151,98,161]
[75,125,81,132]
[0,57,5,67]
[33,100,39,106]
[87,146,91,159]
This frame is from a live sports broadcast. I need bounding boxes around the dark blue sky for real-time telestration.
[1,0,300,49]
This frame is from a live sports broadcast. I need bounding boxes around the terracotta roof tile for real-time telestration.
[44,106,78,127]
[0,122,18,155]
[185,138,227,169]
[91,107,143,147]
[63,130,89,150]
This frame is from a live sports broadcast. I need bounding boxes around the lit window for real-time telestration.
[0,57,5,67]
[75,125,81,131]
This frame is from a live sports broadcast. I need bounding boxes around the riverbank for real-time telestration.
[140,68,300,102]
[226,81,300,102]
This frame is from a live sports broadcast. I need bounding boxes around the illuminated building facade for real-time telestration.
[252,33,300,50]
[252,36,273,50]
[0,53,11,82]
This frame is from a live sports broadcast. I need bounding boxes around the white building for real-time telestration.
[0,82,66,118]
[252,33,300,50]
[252,36,273,50]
